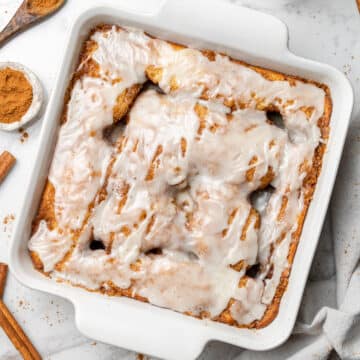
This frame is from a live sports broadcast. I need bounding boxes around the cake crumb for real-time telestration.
[2,214,15,233]
[3,214,15,225]
[343,64,352,75]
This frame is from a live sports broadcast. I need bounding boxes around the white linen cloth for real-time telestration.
[0,0,359,359]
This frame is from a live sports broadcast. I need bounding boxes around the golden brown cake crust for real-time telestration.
[30,24,332,329]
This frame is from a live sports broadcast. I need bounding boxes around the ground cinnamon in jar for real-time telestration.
[0,67,33,124]
[27,0,62,15]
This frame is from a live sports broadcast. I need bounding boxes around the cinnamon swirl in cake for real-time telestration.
[29,25,332,328]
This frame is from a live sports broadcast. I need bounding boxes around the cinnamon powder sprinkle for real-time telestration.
[19,127,30,143]
[0,68,33,124]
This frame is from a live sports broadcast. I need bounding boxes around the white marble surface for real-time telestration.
[0,0,359,359]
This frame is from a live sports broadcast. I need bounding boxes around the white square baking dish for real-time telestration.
[9,0,353,359]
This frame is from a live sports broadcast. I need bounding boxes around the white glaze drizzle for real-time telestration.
[29,26,326,325]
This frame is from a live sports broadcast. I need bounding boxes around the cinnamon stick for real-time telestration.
[0,301,42,360]
[0,263,8,298]
[357,0,360,12]
[0,263,42,359]
[0,151,16,184]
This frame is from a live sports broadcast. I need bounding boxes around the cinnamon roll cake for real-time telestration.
[29,25,332,328]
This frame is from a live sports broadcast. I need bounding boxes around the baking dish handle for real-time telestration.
[72,294,209,360]
[155,0,289,56]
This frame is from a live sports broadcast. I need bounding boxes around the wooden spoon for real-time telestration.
[0,0,66,47]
